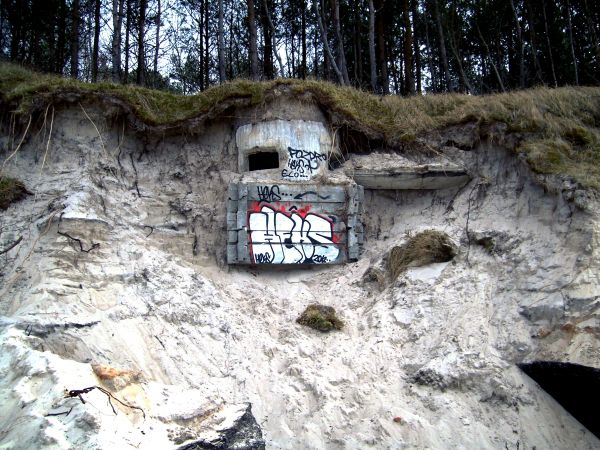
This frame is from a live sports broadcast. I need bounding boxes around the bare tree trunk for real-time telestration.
[509,0,525,88]
[447,32,473,93]
[301,0,307,79]
[153,0,160,79]
[262,0,285,77]
[70,0,80,78]
[248,0,259,80]
[411,0,421,93]
[228,3,234,79]
[330,0,350,84]
[476,23,505,92]
[112,0,123,82]
[204,0,210,87]
[217,0,226,83]
[314,0,344,84]
[423,8,438,91]
[565,0,579,85]
[260,0,273,78]
[352,0,362,85]
[368,0,377,91]
[123,0,130,83]
[375,0,388,94]
[402,0,414,94]
[432,0,451,91]
[525,0,543,83]
[55,0,68,73]
[136,0,146,85]
[91,0,100,82]
[542,0,557,87]
[198,0,204,90]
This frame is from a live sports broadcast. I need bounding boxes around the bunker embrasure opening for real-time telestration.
[248,150,280,171]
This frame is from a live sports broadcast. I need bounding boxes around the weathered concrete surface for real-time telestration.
[236,120,339,181]
[346,152,470,189]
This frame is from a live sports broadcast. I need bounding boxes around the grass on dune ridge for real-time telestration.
[1,63,599,190]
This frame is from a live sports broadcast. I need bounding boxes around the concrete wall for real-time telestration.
[235,120,339,181]
[227,182,363,265]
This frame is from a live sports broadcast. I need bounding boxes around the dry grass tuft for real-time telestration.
[388,230,457,280]
[297,304,344,332]
[0,176,30,210]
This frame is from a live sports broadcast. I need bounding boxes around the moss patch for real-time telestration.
[297,304,344,332]
[388,230,457,280]
[0,176,30,210]
[1,63,600,189]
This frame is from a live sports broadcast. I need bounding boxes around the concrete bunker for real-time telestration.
[227,118,473,266]
[227,119,364,265]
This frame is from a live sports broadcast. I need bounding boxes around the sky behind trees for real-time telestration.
[1,0,598,95]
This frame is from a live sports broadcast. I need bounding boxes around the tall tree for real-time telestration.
[565,0,579,85]
[314,0,344,84]
[411,0,422,93]
[247,0,259,80]
[368,0,377,91]
[123,0,131,83]
[137,0,146,85]
[217,0,226,82]
[70,0,80,78]
[300,0,307,79]
[111,0,124,82]
[153,0,161,78]
[542,0,558,87]
[262,0,285,76]
[525,0,543,84]
[432,0,452,91]
[330,0,350,84]
[509,0,525,88]
[375,0,388,93]
[91,0,101,82]
[402,0,415,94]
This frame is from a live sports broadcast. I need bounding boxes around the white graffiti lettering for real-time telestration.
[281,147,328,180]
[249,205,340,264]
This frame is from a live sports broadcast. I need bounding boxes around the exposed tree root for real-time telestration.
[64,385,146,419]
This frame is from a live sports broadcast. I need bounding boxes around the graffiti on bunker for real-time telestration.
[227,182,363,265]
[248,202,341,264]
[281,147,328,180]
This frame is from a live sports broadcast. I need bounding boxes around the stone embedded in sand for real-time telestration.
[175,403,265,450]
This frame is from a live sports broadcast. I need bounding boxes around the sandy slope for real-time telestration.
[0,106,598,449]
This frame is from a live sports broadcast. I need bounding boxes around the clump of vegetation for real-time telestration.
[388,230,457,280]
[0,176,30,210]
[296,304,344,332]
[1,63,599,189]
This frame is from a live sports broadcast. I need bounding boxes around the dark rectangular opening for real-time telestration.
[248,151,279,171]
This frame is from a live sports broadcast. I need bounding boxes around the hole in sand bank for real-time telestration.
[518,361,600,438]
